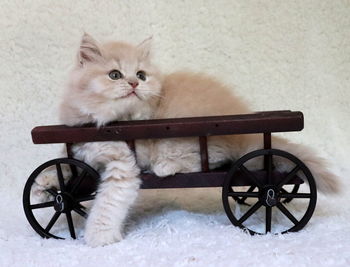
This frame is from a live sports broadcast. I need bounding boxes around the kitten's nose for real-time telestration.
[128,81,139,89]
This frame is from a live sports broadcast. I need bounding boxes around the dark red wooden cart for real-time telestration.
[23,110,317,239]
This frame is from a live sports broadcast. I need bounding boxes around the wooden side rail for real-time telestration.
[140,169,304,189]
[31,110,303,145]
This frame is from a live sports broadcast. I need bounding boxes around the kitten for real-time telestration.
[35,33,339,247]
[35,33,162,247]
[62,34,164,247]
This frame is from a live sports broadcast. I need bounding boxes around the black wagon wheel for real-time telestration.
[23,158,99,239]
[222,149,317,235]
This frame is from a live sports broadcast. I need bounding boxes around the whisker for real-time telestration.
[140,93,164,99]
[150,95,164,99]
[136,89,163,96]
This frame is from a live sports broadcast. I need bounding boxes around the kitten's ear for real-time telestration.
[78,33,103,66]
[137,36,152,60]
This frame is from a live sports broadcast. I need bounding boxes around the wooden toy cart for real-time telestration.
[23,110,317,239]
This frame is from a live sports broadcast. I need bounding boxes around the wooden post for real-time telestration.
[264,133,271,149]
[263,133,272,181]
[199,136,209,172]
[66,143,74,158]
[126,140,136,154]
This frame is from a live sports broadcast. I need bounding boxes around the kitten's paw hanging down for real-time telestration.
[75,142,141,247]
[84,220,123,247]
[152,160,184,177]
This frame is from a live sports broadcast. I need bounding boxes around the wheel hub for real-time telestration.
[53,193,74,212]
[260,186,279,207]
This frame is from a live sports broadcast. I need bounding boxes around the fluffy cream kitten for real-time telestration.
[36,33,162,247]
[62,34,164,247]
[36,33,339,247]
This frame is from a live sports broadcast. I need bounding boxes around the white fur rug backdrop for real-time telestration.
[1,1,350,266]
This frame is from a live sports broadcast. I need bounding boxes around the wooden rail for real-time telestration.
[31,111,303,144]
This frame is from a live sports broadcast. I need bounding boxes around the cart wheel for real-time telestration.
[23,158,99,239]
[222,149,317,234]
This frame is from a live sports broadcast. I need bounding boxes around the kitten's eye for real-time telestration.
[136,71,147,81]
[109,70,123,80]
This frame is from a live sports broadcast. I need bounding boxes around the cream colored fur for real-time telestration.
[149,72,339,193]
[35,33,162,247]
[34,34,339,247]
[59,34,162,126]
[72,142,140,247]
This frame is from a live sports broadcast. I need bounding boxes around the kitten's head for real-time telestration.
[60,33,162,126]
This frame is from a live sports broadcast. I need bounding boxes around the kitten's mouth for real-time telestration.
[122,91,139,99]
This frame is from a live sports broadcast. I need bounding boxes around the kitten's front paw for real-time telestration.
[31,170,60,202]
[84,223,123,247]
[32,167,71,202]
[152,160,183,177]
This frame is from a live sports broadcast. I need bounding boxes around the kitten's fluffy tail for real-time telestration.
[240,135,340,194]
[273,137,340,194]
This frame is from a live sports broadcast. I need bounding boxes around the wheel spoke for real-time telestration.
[228,192,259,198]
[45,211,61,232]
[240,165,263,188]
[281,185,301,203]
[56,164,66,192]
[69,164,78,178]
[280,188,288,194]
[277,203,299,225]
[238,201,262,224]
[247,186,256,193]
[77,203,86,210]
[238,186,257,204]
[229,186,257,205]
[30,201,54,210]
[65,211,76,239]
[265,154,273,184]
[277,165,301,189]
[73,207,88,218]
[280,188,290,203]
[76,194,96,202]
[46,188,58,197]
[70,170,87,194]
[279,193,311,199]
[266,206,272,233]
